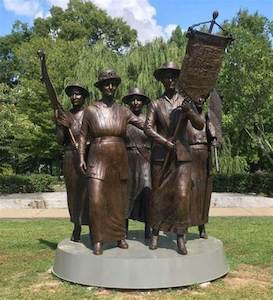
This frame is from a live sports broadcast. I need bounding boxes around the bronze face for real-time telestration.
[128,96,145,115]
[159,70,179,91]
[69,87,85,108]
[99,79,118,98]
[195,97,206,111]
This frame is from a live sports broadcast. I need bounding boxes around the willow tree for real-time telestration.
[74,38,185,102]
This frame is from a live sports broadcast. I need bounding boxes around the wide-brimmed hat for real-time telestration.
[94,69,121,88]
[153,62,180,81]
[65,82,89,98]
[122,87,150,105]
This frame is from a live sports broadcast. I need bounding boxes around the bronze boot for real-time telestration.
[149,228,159,250]
[177,235,187,255]
[182,232,187,244]
[117,239,129,249]
[149,234,159,250]
[93,242,103,255]
[71,224,81,242]
[198,224,208,239]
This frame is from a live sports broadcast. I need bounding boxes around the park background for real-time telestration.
[0,1,273,299]
[0,0,273,195]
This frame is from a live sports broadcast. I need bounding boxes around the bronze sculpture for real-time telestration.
[144,62,204,255]
[122,88,151,240]
[38,50,89,242]
[79,70,144,255]
[188,95,217,238]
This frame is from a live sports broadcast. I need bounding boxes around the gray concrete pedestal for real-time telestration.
[53,231,229,289]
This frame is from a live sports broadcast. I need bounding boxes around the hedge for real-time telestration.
[0,173,273,195]
[213,173,273,195]
[0,174,60,194]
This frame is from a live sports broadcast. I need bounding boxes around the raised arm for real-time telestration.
[37,50,63,113]
[181,100,204,130]
[38,50,77,147]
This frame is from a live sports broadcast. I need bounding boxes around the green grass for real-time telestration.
[0,217,273,299]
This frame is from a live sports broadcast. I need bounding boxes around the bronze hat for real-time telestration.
[94,69,121,88]
[122,87,150,105]
[65,82,89,98]
[153,61,180,81]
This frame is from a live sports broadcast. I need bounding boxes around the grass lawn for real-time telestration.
[0,217,273,299]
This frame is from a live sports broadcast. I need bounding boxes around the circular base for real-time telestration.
[53,231,229,289]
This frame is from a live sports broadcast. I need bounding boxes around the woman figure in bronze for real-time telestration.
[188,96,217,238]
[144,62,204,255]
[79,70,144,255]
[122,88,151,240]
[38,51,89,242]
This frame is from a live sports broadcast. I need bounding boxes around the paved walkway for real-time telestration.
[0,207,273,219]
[1,192,273,218]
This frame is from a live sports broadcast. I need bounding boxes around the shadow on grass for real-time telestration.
[38,238,57,250]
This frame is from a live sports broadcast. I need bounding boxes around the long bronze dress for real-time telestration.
[56,109,88,226]
[144,93,204,235]
[126,113,151,223]
[79,101,143,243]
[188,112,216,226]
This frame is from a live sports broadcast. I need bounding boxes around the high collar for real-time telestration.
[163,92,179,104]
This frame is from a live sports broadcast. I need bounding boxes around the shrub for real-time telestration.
[213,173,273,195]
[0,174,60,194]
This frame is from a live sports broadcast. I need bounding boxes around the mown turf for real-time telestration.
[0,217,272,299]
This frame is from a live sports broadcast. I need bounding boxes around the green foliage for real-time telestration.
[213,173,273,195]
[0,21,32,85]
[33,0,137,51]
[1,7,273,177]
[75,39,184,102]
[218,138,249,175]
[0,84,42,173]
[0,174,59,193]
[0,218,273,299]
[218,10,273,170]
[169,26,187,49]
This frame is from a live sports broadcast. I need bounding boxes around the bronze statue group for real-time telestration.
[39,52,218,256]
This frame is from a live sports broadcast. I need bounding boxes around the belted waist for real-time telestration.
[127,145,151,149]
[92,136,124,144]
[65,141,90,151]
[190,143,208,150]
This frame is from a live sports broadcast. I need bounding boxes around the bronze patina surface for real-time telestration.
[123,88,151,239]
[38,50,89,242]
[79,71,144,255]
[188,96,217,238]
[144,62,204,255]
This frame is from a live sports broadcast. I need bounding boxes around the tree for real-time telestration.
[169,26,187,49]
[218,10,273,171]
[33,0,137,51]
[74,38,184,102]
[0,21,32,85]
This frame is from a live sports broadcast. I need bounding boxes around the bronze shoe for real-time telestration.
[177,235,187,255]
[117,239,129,249]
[149,234,159,250]
[182,232,187,244]
[93,242,103,255]
[71,224,81,242]
[144,223,151,240]
[198,224,208,239]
